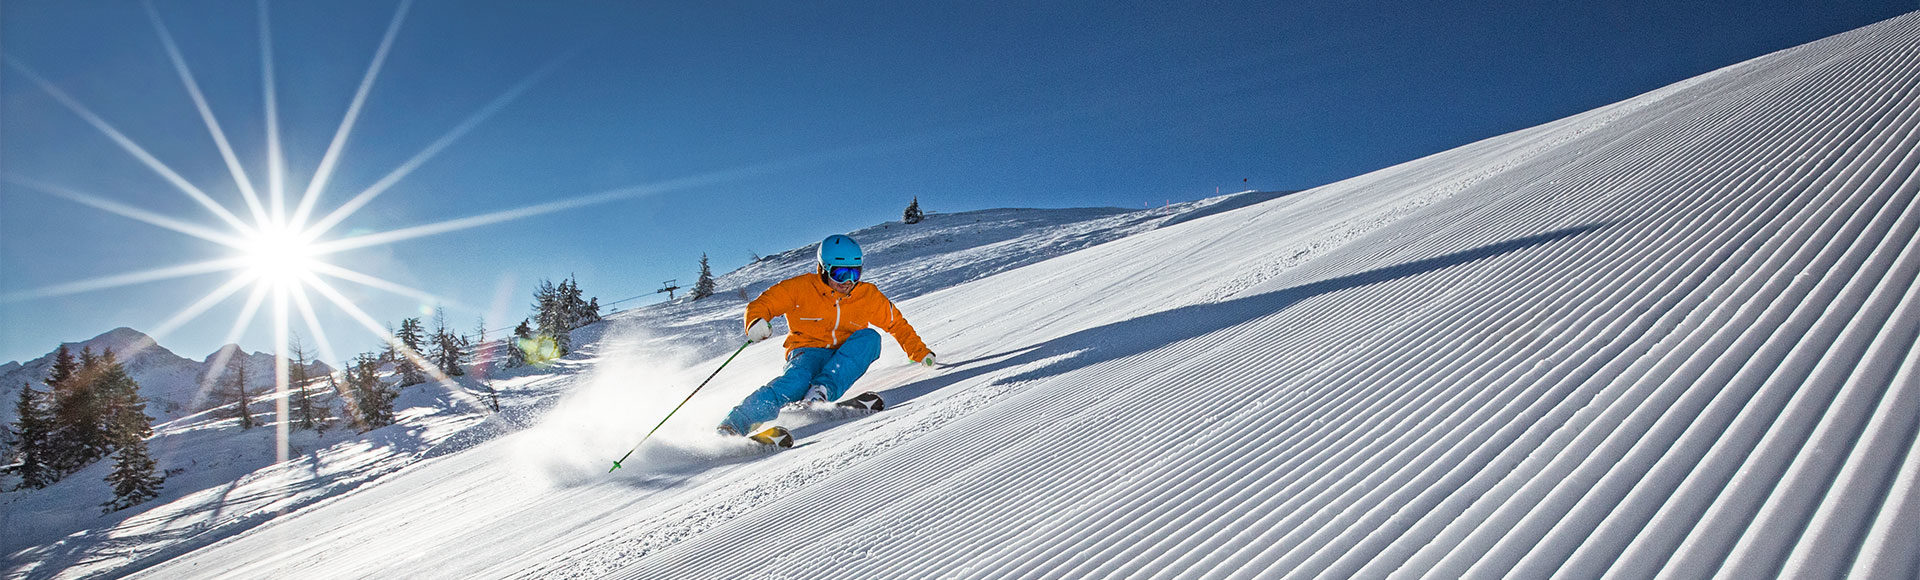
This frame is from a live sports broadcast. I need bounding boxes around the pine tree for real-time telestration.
[9,381,56,489]
[50,346,111,473]
[524,275,600,359]
[559,278,580,327]
[567,276,600,328]
[96,350,162,512]
[904,197,925,224]
[96,350,147,448]
[504,319,532,369]
[429,308,466,378]
[346,352,395,430]
[101,443,162,512]
[531,279,557,328]
[691,254,717,300]
[394,318,427,386]
[531,279,569,357]
[47,345,78,387]
[40,346,78,474]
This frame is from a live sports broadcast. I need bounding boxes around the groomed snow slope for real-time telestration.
[139,12,1917,579]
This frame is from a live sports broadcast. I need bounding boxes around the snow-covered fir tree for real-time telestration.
[691,254,717,300]
[904,196,925,224]
[532,279,569,356]
[560,276,600,329]
[8,381,56,489]
[558,278,581,324]
[529,277,599,359]
[101,442,161,513]
[504,319,532,369]
[345,352,394,430]
[394,318,428,387]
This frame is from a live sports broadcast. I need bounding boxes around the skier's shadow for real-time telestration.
[876,223,1608,409]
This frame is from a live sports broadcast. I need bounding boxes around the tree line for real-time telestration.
[7,346,164,512]
[206,333,339,433]
[334,306,477,429]
[502,276,600,368]
[2,275,607,512]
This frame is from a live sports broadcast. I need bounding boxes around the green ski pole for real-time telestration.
[610,340,752,472]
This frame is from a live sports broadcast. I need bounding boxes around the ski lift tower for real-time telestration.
[657,280,680,300]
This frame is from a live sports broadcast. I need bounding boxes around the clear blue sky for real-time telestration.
[3,0,1914,366]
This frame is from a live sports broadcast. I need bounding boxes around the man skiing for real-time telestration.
[718,234,936,439]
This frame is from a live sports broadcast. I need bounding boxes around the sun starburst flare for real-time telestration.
[0,1,713,465]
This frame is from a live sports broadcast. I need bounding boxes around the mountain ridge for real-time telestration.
[0,328,327,434]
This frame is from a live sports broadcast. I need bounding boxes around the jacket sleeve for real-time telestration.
[870,288,932,361]
[745,279,795,333]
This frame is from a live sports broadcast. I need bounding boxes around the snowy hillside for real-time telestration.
[0,188,1277,576]
[11,10,1920,580]
[616,195,1293,365]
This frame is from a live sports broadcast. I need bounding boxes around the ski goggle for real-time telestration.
[828,265,862,283]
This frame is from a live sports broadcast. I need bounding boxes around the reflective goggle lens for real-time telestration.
[829,266,861,283]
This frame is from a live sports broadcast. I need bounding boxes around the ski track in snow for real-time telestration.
[613,15,1920,579]
[20,11,1918,580]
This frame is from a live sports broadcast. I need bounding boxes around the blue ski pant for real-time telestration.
[721,328,880,433]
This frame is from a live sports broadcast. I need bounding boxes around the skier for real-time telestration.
[718,234,936,439]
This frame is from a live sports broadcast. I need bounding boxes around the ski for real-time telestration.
[747,426,794,448]
[741,393,880,450]
[836,391,885,411]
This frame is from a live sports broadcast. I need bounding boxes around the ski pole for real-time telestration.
[610,340,752,472]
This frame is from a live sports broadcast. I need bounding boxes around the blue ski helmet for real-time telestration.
[817,234,862,268]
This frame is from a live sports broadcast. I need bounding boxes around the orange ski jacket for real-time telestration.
[745,273,932,362]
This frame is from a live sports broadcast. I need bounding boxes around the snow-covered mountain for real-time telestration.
[0,329,323,431]
[7,10,1920,580]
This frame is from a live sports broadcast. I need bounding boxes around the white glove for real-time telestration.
[919,352,937,367]
[746,319,773,343]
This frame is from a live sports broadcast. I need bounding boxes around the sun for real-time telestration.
[240,223,322,285]
[5,0,719,463]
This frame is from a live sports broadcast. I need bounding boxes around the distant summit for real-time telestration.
[0,329,327,429]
